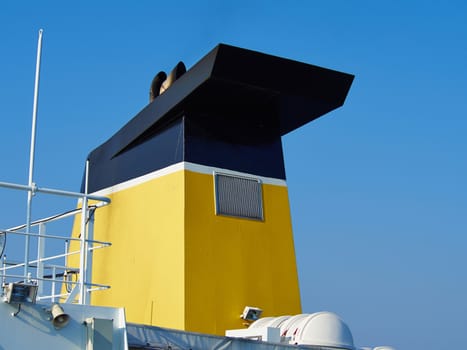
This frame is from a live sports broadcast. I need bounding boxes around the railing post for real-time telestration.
[78,160,90,305]
[78,197,88,304]
[37,223,46,296]
[85,207,95,304]
[0,255,4,287]
[51,266,56,303]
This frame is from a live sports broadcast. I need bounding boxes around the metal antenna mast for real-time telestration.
[24,28,44,278]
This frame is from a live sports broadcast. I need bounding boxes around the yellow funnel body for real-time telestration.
[70,163,301,334]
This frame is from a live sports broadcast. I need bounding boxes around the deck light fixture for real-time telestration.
[3,282,38,304]
[241,306,263,322]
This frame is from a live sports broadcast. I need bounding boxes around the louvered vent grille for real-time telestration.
[214,173,263,220]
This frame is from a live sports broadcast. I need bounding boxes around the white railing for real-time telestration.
[0,180,111,305]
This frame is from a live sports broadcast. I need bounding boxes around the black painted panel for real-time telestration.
[82,44,354,193]
[184,115,286,180]
[85,118,184,193]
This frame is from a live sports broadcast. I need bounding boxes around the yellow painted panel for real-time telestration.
[184,171,301,334]
[69,167,301,335]
[69,171,186,329]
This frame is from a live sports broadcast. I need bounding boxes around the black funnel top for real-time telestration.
[85,44,354,193]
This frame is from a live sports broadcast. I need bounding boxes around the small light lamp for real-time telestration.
[241,306,263,322]
[3,282,38,304]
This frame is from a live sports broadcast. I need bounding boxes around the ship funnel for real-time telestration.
[51,303,70,329]
[79,44,354,334]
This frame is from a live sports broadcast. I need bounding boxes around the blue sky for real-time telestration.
[1,1,466,349]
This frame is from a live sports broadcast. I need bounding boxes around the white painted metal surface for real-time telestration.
[226,327,281,343]
[229,312,355,349]
[0,301,128,349]
[292,312,354,348]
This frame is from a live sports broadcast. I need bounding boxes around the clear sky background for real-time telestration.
[1,1,466,349]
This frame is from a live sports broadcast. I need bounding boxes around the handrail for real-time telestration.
[2,229,112,246]
[0,181,111,203]
[0,180,111,305]
[1,245,109,272]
